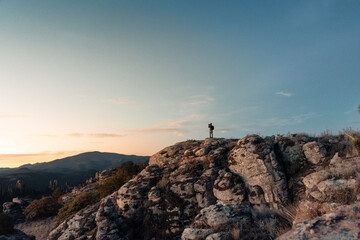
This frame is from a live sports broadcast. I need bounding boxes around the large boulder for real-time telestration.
[193,204,252,229]
[2,198,31,224]
[213,170,246,203]
[228,135,289,208]
[302,141,327,164]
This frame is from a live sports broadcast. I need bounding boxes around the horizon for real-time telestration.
[1,1,360,168]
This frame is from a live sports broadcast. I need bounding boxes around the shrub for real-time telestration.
[51,188,63,200]
[343,131,360,154]
[97,161,148,198]
[0,212,13,234]
[57,191,100,222]
[24,195,62,221]
[352,137,360,150]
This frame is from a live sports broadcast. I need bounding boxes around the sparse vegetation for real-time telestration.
[0,212,13,234]
[23,189,64,221]
[57,191,100,222]
[344,131,360,153]
[54,161,147,222]
[24,195,62,221]
[97,161,148,198]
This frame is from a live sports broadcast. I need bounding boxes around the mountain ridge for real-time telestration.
[0,151,150,204]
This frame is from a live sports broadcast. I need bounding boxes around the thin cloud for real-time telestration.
[244,112,315,129]
[105,98,134,105]
[128,128,187,137]
[344,106,358,115]
[217,128,232,133]
[187,95,215,105]
[67,133,124,138]
[276,91,293,97]
[166,119,189,127]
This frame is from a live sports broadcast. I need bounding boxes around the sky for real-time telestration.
[0,0,360,167]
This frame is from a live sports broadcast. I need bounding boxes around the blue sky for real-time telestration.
[0,1,359,166]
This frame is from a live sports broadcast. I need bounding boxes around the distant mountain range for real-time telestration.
[0,151,149,204]
[16,151,149,173]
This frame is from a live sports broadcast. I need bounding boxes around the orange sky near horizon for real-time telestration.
[1,1,360,168]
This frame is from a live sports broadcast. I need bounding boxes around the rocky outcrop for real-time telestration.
[48,203,99,240]
[61,168,117,203]
[278,204,360,240]
[2,198,31,224]
[303,141,328,164]
[228,135,289,208]
[293,155,360,225]
[47,134,360,240]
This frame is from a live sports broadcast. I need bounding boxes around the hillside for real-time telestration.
[17,151,149,173]
[46,134,360,240]
[0,152,149,204]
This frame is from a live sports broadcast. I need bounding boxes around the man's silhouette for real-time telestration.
[208,123,214,138]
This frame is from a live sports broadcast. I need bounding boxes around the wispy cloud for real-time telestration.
[166,119,189,127]
[243,112,315,129]
[276,91,293,97]
[344,106,359,115]
[217,128,232,133]
[127,127,187,137]
[105,98,134,105]
[67,133,124,138]
[126,116,199,137]
[186,95,215,106]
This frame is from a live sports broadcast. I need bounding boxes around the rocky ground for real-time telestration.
[44,134,360,240]
[0,168,118,240]
[15,217,57,240]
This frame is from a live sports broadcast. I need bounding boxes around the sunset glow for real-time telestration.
[1,1,360,168]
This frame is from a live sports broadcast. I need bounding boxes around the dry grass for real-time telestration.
[224,207,293,240]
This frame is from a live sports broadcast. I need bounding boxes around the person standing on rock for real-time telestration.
[208,123,214,138]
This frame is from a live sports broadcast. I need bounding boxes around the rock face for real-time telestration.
[278,204,360,240]
[228,135,289,208]
[2,198,31,224]
[293,155,360,225]
[48,134,360,240]
[303,141,327,164]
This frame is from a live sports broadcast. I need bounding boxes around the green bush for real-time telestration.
[352,137,360,150]
[23,195,62,221]
[0,212,13,234]
[57,191,100,222]
[98,161,148,198]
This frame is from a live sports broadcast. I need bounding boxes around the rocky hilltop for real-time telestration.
[47,134,359,240]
